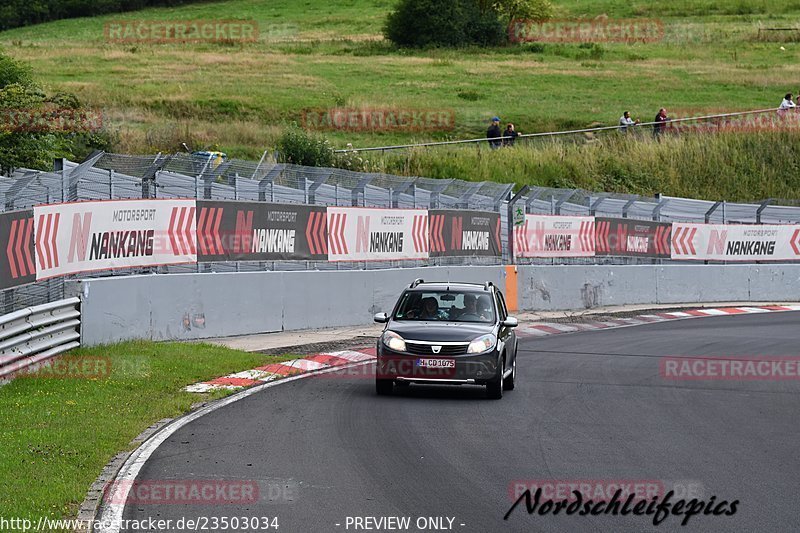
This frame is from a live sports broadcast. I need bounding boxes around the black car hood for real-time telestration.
[387,321,494,342]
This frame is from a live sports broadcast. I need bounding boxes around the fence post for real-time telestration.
[109,169,115,199]
[554,189,577,216]
[652,197,669,222]
[756,199,772,224]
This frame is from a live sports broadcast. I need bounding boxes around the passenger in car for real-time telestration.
[476,295,494,321]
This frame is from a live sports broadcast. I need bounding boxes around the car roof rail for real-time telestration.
[410,278,425,288]
[484,281,494,291]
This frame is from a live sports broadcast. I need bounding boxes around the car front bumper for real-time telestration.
[377,344,501,384]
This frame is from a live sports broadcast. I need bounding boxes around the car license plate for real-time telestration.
[416,358,455,369]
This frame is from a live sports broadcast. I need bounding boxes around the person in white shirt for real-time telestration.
[618,111,639,133]
[778,93,796,115]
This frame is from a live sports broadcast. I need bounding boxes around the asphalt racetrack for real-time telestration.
[121,312,799,532]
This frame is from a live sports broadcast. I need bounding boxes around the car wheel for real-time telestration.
[376,379,393,395]
[503,354,516,391]
[486,357,504,400]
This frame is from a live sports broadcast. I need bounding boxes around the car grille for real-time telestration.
[405,342,469,356]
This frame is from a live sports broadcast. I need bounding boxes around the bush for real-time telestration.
[0,52,33,89]
[0,52,115,174]
[384,0,504,48]
[276,128,334,167]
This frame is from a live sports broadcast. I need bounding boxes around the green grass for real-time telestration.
[374,131,800,202]
[0,342,291,528]
[1,0,800,198]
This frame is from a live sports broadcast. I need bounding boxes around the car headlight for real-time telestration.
[467,334,497,354]
[382,331,407,352]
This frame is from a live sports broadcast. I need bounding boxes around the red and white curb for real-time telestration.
[185,349,376,393]
[185,305,800,393]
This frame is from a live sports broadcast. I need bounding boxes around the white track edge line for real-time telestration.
[95,359,374,533]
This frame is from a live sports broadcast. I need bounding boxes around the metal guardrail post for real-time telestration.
[426,180,454,209]
[203,161,232,200]
[4,171,40,211]
[306,170,332,205]
[524,187,546,213]
[621,198,638,218]
[554,189,577,216]
[652,198,669,222]
[590,194,610,216]
[258,164,284,202]
[756,199,772,224]
[391,178,417,208]
[141,152,170,199]
[456,182,483,209]
[705,201,722,223]
[492,184,515,212]
[351,175,374,206]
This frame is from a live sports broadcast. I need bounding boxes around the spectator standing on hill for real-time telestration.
[653,108,669,140]
[618,111,640,133]
[778,93,796,117]
[502,123,520,146]
[487,117,502,149]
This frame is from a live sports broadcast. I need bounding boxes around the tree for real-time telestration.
[384,0,505,48]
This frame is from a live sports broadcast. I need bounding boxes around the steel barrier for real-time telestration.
[0,297,81,379]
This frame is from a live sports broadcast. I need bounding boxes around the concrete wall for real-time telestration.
[517,264,800,310]
[70,267,506,345]
[71,264,800,346]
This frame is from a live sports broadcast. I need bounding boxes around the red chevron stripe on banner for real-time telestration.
[196,207,209,255]
[316,211,328,255]
[36,213,61,270]
[6,220,18,279]
[306,212,319,255]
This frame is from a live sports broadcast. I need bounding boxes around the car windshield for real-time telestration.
[394,290,495,323]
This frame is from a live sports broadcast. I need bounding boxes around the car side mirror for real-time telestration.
[502,317,519,328]
[374,312,389,324]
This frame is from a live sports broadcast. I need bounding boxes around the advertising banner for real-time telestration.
[0,210,36,290]
[671,223,800,262]
[196,201,328,261]
[595,218,671,258]
[33,199,197,280]
[327,207,429,261]
[428,209,501,257]
[514,215,595,258]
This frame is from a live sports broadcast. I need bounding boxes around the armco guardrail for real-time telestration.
[0,297,81,379]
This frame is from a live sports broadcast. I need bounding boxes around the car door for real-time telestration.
[495,290,516,369]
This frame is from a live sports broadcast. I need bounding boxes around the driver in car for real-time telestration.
[420,297,446,320]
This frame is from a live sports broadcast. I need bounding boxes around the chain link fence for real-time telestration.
[1,150,799,312]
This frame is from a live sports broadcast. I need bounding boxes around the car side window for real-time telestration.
[495,291,507,321]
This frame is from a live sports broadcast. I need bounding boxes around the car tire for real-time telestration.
[376,379,393,395]
[486,357,504,400]
[503,355,516,391]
